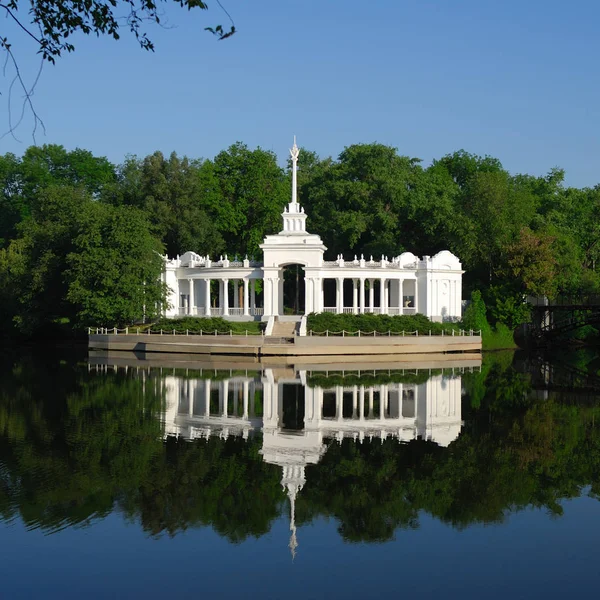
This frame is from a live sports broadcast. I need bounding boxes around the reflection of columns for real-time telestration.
[359,278,365,314]
[379,385,386,419]
[352,385,358,418]
[223,279,229,316]
[352,280,358,314]
[336,278,343,314]
[359,385,365,421]
[188,380,194,416]
[242,380,249,419]
[336,386,343,421]
[243,279,249,316]
[188,279,194,315]
[204,279,211,316]
[204,380,211,416]
[222,379,229,417]
[368,388,374,418]
[368,279,374,313]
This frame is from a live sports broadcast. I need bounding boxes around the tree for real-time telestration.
[210,142,289,257]
[66,203,166,326]
[109,151,224,258]
[0,0,235,138]
[300,143,453,259]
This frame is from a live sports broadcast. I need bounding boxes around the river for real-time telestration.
[1,346,599,599]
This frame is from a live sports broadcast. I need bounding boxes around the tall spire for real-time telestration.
[289,135,299,211]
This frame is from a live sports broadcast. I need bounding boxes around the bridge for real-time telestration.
[527,296,600,347]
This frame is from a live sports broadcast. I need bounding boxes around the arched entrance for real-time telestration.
[282,264,306,315]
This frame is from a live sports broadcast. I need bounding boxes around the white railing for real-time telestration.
[227,308,244,316]
[306,329,482,337]
[252,307,264,316]
[89,327,265,336]
[342,307,355,314]
[323,307,337,313]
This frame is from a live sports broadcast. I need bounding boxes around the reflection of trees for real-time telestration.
[299,352,600,541]
[0,353,284,540]
[1,351,600,545]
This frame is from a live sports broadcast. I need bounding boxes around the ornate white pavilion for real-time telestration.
[162,139,464,322]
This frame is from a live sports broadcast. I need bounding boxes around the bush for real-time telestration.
[306,312,460,335]
[152,317,263,335]
[462,290,491,335]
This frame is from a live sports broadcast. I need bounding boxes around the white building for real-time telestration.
[162,139,463,322]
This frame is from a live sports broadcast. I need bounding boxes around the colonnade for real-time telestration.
[325,277,417,315]
[179,278,262,316]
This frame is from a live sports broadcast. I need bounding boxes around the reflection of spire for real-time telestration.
[281,465,305,561]
[289,490,298,560]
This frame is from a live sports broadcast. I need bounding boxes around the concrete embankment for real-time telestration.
[88,333,481,359]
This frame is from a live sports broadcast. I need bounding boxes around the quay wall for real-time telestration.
[88,333,481,357]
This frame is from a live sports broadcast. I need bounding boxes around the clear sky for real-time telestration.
[2,0,600,187]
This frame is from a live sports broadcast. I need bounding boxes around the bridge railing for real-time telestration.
[529,295,600,307]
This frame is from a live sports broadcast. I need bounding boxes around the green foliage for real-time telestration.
[2,139,600,337]
[461,290,491,334]
[66,203,166,327]
[152,316,263,334]
[306,312,459,335]
[1,0,232,65]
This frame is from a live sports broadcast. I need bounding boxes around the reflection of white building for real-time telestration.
[161,368,466,558]
[162,138,463,322]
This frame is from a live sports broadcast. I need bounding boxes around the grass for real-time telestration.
[482,323,517,351]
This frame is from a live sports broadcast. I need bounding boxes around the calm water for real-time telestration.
[1,347,600,599]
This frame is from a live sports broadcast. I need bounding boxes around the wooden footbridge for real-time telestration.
[528,296,600,347]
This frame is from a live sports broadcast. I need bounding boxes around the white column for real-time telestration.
[336,278,343,314]
[278,277,284,316]
[384,280,389,315]
[414,278,419,314]
[399,279,404,315]
[359,278,365,314]
[264,278,273,316]
[243,279,249,316]
[352,279,358,315]
[380,278,386,315]
[314,278,322,313]
[305,278,313,314]
[188,279,194,315]
[219,280,223,313]
[204,279,211,316]
[368,279,374,313]
[233,281,239,309]
[223,278,229,316]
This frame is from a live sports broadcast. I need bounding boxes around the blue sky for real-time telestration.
[2,0,600,187]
